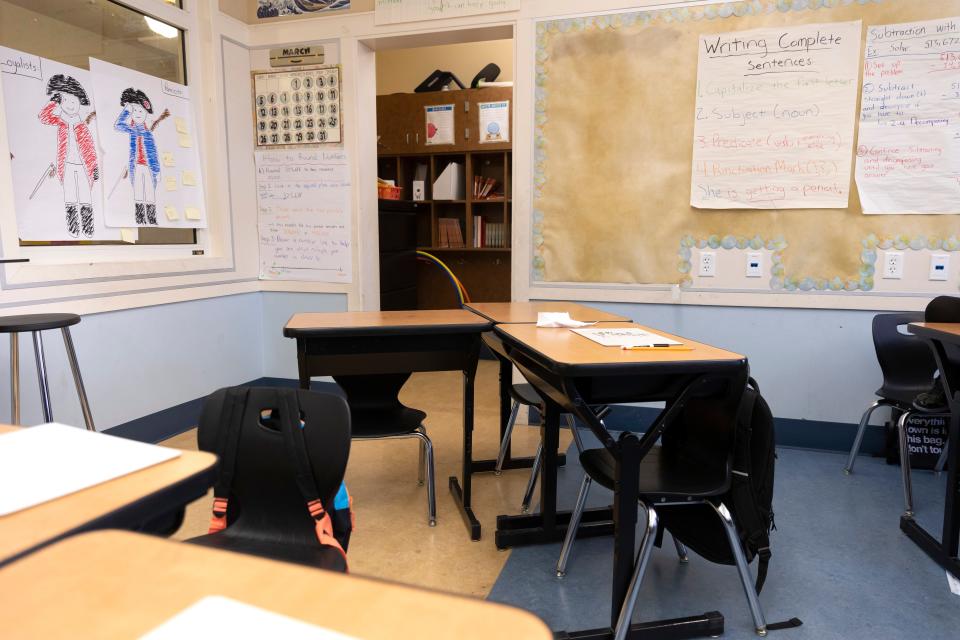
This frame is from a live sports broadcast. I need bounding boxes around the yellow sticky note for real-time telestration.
[164,205,179,221]
[120,228,137,243]
[181,170,196,186]
[164,176,178,191]
[185,207,201,220]
[178,133,192,148]
[161,152,175,167]
[174,117,188,134]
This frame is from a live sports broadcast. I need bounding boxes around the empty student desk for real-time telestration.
[284,309,492,539]
[0,530,552,640]
[492,322,746,640]
[905,322,960,579]
[0,425,216,567]
[464,302,630,473]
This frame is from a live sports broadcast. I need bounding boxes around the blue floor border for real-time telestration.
[105,377,881,455]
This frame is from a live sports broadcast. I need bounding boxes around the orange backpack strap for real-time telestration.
[206,388,249,535]
[307,499,348,569]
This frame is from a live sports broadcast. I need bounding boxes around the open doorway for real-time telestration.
[370,33,514,311]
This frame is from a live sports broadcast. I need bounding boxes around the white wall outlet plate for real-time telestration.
[883,251,904,279]
[699,251,716,277]
[746,252,763,278]
[930,253,950,281]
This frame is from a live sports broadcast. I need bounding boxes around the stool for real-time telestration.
[0,314,95,430]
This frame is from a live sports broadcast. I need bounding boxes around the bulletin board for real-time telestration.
[532,0,960,293]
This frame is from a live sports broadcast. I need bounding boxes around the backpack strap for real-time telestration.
[755,540,771,593]
[277,391,349,571]
[207,388,250,534]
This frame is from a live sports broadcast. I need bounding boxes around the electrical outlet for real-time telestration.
[930,253,950,281]
[699,251,716,277]
[883,251,904,279]
[746,252,763,278]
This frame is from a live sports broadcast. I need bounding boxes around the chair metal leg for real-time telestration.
[520,442,543,514]
[417,426,426,486]
[556,475,592,577]
[713,502,767,636]
[411,429,436,526]
[844,399,889,474]
[10,333,19,425]
[612,505,660,640]
[62,327,95,432]
[31,332,53,423]
[567,414,587,455]
[494,401,521,475]
[934,441,949,474]
[673,534,689,563]
[897,410,915,517]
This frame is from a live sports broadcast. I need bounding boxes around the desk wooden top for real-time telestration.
[495,322,744,371]
[464,301,629,324]
[0,424,216,565]
[909,322,960,343]
[284,309,491,337]
[0,531,553,640]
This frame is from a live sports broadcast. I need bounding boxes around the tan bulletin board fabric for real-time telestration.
[532,0,960,292]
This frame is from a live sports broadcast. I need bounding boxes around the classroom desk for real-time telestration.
[492,322,746,639]
[906,322,960,579]
[284,309,492,540]
[0,424,216,568]
[0,530,553,639]
[464,301,631,475]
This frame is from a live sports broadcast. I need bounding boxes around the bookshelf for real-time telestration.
[377,87,512,309]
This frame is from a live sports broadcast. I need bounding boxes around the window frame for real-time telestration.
[0,0,235,287]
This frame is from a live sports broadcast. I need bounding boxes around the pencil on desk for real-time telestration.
[621,345,695,351]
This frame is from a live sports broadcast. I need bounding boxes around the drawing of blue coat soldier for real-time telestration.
[113,88,169,225]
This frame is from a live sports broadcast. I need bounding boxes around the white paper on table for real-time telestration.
[536,312,596,328]
[855,16,960,214]
[690,21,862,209]
[424,104,454,145]
[0,423,180,516]
[140,596,359,640]
[572,327,681,348]
[0,46,121,241]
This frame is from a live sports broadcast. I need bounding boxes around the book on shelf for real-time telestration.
[472,176,503,200]
[470,218,508,248]
[438,217,464,248]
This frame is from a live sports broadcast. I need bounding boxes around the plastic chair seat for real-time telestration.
[510,382,543,407]
[580,447,730,500]
[0,313,80,333]
[187,532,347,572]
[350,406,426,437]
[875,384,932,408]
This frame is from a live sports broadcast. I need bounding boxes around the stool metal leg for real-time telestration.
[613,505,660,640]
[417,426,426,486]
[898,410,915,517]
[494,400,521,475]
[62,327,95,431]
[31,332,53,423]
[411,428,436,526]
[713,502,767,636]
[556,474,591,577]
[10,333,19,425]
[934,442,949,474]
[520,442,543,514]
[673,534,689,563]
[844,399,890,474]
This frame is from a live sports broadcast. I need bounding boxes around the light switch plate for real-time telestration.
[746,252,763,278]
[930,253,950,281]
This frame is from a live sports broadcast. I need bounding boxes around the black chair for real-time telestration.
[560,377,768,638]
[334,374,436,526]
[187,387,351,571]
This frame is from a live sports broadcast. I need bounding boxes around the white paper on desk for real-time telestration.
[0,423,180,516]
[572,327,681,348]
[140,596,358,639]
[536,312,596,328]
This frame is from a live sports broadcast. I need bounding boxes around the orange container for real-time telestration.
[378,185,403,200]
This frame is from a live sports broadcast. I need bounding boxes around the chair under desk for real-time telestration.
[0,424,216,568]
[905,322,960,579]
[490,321,746,640]
[283,309,492,539]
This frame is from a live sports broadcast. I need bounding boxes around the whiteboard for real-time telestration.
[375,0,518,25]
[256,149,352,282]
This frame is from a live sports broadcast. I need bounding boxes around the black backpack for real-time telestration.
[656,377,776,592]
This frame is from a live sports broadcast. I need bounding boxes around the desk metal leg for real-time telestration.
[541,401,561,532]
[296,339,311,390]
[450,362,482,540]
[612,433,641,629]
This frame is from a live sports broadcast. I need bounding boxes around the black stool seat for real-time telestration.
[188,532,347,572]
[876,384,933,408]
[0,313,80,333]
[580,447,730,499]
[511,382,543,407]
[350,406,426,437]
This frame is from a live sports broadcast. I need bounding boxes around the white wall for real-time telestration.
[261,291,348,379]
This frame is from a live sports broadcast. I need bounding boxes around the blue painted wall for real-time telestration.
[260,292,348,379]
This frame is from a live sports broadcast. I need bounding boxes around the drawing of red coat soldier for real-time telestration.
[37,74,99,238]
